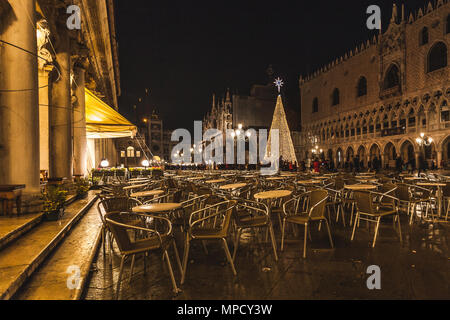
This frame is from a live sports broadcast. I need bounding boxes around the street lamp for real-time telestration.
[141,159,150,168]
[100,159,109,168]
[416,132,433,146]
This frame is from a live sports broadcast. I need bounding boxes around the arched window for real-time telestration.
[312,98,319,113]
[331,88,340,106]
[127,146,135,158]
[447,15,450,34]
[428,42,447,72]
[357,77,367,97]
[420,27,429,46]
[383,64,400,90]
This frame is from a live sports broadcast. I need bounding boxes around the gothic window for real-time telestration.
[447,15,450,34]
[383,64,400,90]
[408,108,416,126]
[312,98,319,113]
[441,101,449,122]
[420,27,429,46]
[331,88,340,106]
[357,77,367,97]
[120,151,125,158]
[427,42,447,72]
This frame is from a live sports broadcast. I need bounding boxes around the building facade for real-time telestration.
[0,0,120,212]
[299,2,450,169]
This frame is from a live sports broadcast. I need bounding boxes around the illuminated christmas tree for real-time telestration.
[266,78,298,164]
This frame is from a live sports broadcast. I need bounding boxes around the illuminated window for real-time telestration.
[127,146,135,158]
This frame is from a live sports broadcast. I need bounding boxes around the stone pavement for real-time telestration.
[83,215,450,300]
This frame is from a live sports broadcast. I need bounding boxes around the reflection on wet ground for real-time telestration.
[84,215,449,300]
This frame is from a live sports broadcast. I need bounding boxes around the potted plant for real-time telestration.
[42,184,68,221]
[75,178,90,199]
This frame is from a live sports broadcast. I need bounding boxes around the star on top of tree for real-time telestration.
[274,77,284,93]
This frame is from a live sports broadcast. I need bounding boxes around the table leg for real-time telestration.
[16,195,22,215]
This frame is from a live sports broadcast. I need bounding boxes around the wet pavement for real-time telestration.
[83,211,449,300]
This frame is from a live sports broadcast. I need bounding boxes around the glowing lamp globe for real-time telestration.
[100,159,109,168]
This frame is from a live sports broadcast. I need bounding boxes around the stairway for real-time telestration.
[0,191,101,300]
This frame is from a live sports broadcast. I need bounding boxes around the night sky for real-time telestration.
[115,0,428,131]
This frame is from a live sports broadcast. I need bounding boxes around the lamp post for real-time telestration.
[416,132,433,172]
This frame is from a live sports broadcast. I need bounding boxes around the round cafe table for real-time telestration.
[296,180,322,185]
[344,184,377,190]
[219,183,247,190]
[132,203,182,213]
[254,190,293,230]
[123,183,148,190]
[130,189,164,198]
[266,177,285,181]
[205,179,226,184]
[254,190,292,200]
[187,177,204,181]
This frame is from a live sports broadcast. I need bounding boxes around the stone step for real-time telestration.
[0,194,79,250]
[14,198,103,300]
[0,213,45,251]
[0,191,98,300]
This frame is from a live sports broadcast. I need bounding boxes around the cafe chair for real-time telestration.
[181,200,237,284]
[105,212,182,299]
[232,199,278,262]
[281,190,333,259]
[97,197,142,257]
[351,190,402,248]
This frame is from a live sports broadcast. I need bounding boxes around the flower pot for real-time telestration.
[45,207,65,221]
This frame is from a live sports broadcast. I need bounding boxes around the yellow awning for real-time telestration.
[85,88,136,139]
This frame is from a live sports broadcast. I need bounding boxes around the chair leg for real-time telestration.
[372,217,381,248]
[222,238,237,276]
[201,240,209,255]
[351,212,359,241]
[232,228,242,261]
[164,250,181,294]
[340,205,346,227]
[268,224,278,261]
[303,223,308,259]
[281,218,286,252]
[446,199,450,221]
[116,255,126,300]
[324,219,334,248]
[181,236,190,285]
[396,212,403,244]
[409,203,415,225]
[172,240,183,276]
[129,254,136,283]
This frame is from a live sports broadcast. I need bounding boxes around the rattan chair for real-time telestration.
[281,190,333,258]
[232,199,278,261]
[105,212,182,299]
[181,200,237,284]
[351,190,402,247]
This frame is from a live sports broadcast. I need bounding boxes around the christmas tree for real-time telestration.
[266,93,298,164]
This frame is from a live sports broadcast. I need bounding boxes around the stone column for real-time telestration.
[72,60,88,177]
[49,32,72,180]
[437,150,442,169]
[38,65,53,173]
[415,151,420,169]
[0,0,40,199]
